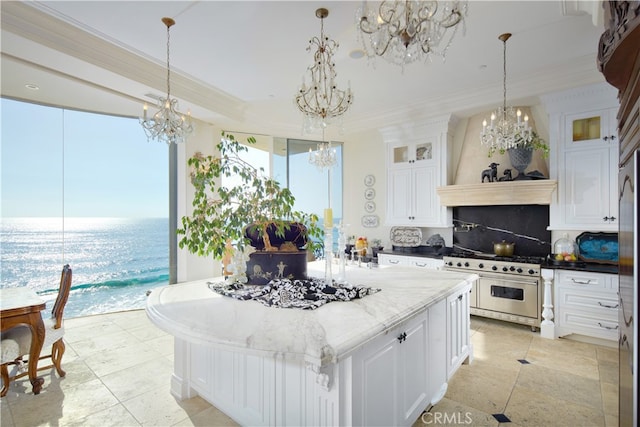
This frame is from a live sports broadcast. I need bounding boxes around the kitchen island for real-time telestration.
[146,262,477,426]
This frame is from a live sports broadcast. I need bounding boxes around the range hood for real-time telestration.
[436,180,557,206]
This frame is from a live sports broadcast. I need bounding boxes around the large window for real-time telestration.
[1,98,169,318]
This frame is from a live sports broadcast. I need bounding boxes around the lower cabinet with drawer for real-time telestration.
[378,254,444,270]
[554,270,619,341]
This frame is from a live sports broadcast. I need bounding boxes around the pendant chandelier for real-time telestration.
[309,128,338,169]
[480,33,532,151]
[295,8,353,134]
[140,17,193,145]
[357,0,468,67]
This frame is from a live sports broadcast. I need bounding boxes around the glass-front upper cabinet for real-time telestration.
[389,141,434,167]
[565,109,617,148]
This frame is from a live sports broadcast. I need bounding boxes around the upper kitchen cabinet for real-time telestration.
[542,83,620,231]
[381,115,456,228]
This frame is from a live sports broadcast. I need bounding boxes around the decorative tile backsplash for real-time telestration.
[453,205,551,257]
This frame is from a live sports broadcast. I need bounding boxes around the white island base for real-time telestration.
[147,263,476,426]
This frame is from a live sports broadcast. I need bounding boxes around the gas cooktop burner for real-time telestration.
[447,251,546,265]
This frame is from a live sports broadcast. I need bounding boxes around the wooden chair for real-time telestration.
[0,264,72,397]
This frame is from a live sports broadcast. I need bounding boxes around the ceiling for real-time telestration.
[1,1,608,140]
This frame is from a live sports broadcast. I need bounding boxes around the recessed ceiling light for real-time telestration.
[25,84,39,90]
[349,49,365,59]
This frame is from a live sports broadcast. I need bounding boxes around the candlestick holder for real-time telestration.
[324,225,333,285]
[336,221,347,282]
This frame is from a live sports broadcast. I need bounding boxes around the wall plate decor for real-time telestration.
[364,188,375,200]
[361,215,379,228]
[364,174,375,187]
[364,201,376,213]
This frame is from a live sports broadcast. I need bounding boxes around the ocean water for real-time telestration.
[1,217,169,319]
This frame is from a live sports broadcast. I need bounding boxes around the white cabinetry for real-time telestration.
[555,270,619,341]
[352,307,431,426]
[382,116,455,227]
[543,83,620,231]
[377,253,444,269]
[353,292,468,427]
[446,285,472,378]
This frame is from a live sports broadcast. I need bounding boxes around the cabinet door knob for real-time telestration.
[603,216,610,222]
[610,216,616,222]
[611,135,616,141]
[397,332,407,343]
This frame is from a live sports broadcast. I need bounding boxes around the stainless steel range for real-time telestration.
[443,253,544,330]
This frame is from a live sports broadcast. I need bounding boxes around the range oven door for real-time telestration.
[477,274,539,319]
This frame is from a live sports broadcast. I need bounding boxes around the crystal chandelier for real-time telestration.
[295,8,353,133]
[356,1,468,67]
[480,33,532,151]
[140,17,193,145]
[309,128,337,169]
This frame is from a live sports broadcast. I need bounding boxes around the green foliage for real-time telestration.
[487,130,550,158]
[177,131,323,259]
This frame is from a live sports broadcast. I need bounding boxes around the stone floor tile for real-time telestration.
[415,397,499,427]
[172,405,239,427]
[445,359,519,415]
[101,358,173,402]
[65,403,141,427]
[516,363,602,409]
[601,381,618,417]
[122,389,212,427]
[525,346,600,381]
[598,360,619,386]
[505,385,605,427]
[8,378,119,426]
[82,342,165,378]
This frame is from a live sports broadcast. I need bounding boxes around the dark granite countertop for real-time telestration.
[541,260,618,275]
[377,248,446,260]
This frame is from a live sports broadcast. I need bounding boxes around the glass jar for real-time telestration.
[553,233,579,262]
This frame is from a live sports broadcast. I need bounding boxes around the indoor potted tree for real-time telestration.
[177,131,323,284]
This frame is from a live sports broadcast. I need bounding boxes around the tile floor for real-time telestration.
[0,310,618,426]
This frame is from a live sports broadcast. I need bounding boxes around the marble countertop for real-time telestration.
[146,262,477,367]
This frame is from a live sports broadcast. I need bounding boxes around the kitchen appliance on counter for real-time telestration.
[444,252,544,330]
[443,205,551,330]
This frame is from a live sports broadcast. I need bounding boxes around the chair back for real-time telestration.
[52,264,72,329]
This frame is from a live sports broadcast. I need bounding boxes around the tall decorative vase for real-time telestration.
[508,147,533,180]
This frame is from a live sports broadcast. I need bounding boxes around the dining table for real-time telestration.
[0,287,46,395]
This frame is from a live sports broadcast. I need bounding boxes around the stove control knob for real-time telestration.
[456,262,462,267]
[492,266,497,271]
[509,266,516,271]
[478,263,484,269]
[517,268,523,273]
[528,269,535,275]
[502,267,508,272]
[464,262,470,267]
[447,261,453,266]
